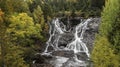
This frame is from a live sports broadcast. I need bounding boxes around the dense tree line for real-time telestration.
[0,0,105,67]
[92,0,120,66]
[28,0,105,18]
[0,0,47,66]
[39,0,105,17]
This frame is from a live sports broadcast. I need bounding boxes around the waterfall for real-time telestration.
[66,18,91,57]
[40,18,98,67]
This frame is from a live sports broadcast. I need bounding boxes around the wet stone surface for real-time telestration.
[58,33,74,48]
[52,50,74,58]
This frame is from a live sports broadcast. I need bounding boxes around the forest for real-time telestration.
[0,0,120,67]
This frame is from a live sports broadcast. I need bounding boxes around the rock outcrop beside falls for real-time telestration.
[82,18,101,52]
[32,17,101,67]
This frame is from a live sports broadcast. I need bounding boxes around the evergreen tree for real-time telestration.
[4,44,29,67]
[92,36,119,67]
[0,9,29,67]
[92,0,120,66]
[33,5,44,28]
[0,0,29,14]
[6,13,44,64]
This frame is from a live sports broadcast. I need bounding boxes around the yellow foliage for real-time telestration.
[7,13,43,38]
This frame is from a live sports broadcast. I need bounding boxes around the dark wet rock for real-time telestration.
[76,52,89,61]
[41,54,53,59]
[87,18,101,33]
[58,33,74,48]
[52,50,74,58]
[70,18,81,27]
[32,64,54,67]
[33,54,47,64]
[82,18,101,52]
[82,30,95,52]
[60,17,83,27]
[47,46,55,52]
[34,53,53,64]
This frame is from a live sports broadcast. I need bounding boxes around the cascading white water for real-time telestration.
[66,18,91,57]
[41,18,93,67]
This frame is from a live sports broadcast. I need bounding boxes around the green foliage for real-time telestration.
[100,0,120,55]
[92,0,120,66]
[92,36,119,67]
[4,44,29,67]
[109,11,120,54]
[7,13,43,45]
[100,0,120,35]
[5,13,45,65]
[31,0,105,18]
[89,0,105,9]
[0,0,29,14]
[41,3,53,21]
[0,10,28,67]
[33,5,44,28]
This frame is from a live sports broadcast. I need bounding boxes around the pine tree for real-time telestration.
[4,44,29,67]
[92,36,119,67]
[33,5,44,28]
